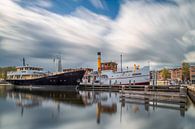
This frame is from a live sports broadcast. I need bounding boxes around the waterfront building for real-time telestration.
[190,65,195,84]
[156,70,164,81]
[170,68,182,82]
[101,62,118,72]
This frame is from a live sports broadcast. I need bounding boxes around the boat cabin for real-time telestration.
[16,66,43,72]
[7,66,46,80]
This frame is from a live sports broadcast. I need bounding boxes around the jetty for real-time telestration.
[79,84,188,117]
[187,85,195,103]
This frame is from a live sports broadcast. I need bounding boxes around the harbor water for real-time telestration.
[0,85,195,129]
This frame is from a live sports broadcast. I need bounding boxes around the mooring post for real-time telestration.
[109,80,111,88]
[179,86,187,113]
[145,85,149,92]
[122,85,124,94]
[121,85,125,107]
[144,86,149,111]
[92,80,94,89]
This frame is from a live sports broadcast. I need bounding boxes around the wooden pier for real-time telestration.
[79,84,188,116]
[79,84,183,92]
[187,85,195,103]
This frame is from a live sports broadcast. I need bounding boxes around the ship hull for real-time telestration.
[6,70,85,86]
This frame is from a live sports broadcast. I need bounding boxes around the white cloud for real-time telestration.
[0,0,195,69]
[36,0,53,8]
[89,0,105,9]
[106,0,195,64]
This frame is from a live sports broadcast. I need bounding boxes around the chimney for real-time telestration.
[97,52,101,75]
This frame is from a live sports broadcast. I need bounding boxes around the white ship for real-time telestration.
[82,52,150,85]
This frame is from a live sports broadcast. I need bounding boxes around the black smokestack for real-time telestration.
[23,58,25,66]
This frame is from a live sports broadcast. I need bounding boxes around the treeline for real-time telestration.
[0,66,16,80]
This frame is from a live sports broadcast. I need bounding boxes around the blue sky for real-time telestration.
[0,0,195,70]
[16,0,121,19]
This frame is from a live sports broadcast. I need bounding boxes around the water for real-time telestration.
[0,85,195,129]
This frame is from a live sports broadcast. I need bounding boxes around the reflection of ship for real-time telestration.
[80,91,118,124]
[7,91,42,116]
[11,89,89,107]
[6,58,85,86]
[9,89,118,123]
[96,102,117,124]
[82,52,150,85]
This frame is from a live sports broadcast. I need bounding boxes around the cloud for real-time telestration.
[106,0,195,65]
[89,0,106,9]
[14,0,53,8]
[0,0,112,69]
[0,0,195,70]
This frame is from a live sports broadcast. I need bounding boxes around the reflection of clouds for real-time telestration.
[0,91,195,129]
[186,105,195,118]
[0,99,97,129]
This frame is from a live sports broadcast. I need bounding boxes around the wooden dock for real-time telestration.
[187,85,195,103]
[79,84,188,116]
[79,84,183,92]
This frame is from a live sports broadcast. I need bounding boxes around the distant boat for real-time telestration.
[6,58,85,86]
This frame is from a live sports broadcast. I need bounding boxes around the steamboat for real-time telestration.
[81,52,150,85]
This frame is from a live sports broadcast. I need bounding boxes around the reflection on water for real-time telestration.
[0,85,195,129]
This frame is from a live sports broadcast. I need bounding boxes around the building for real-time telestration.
[101,62,118,72]
[156,70,164,81]
[170,68,182,82]
[190,65,195,84]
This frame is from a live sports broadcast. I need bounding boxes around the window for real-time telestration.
[132,73,141,76]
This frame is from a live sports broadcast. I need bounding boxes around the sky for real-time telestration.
[0,0,195,71]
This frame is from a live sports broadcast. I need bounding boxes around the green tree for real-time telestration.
[182,62,190,81]
[0,66,16,80]
[161,68,171,85]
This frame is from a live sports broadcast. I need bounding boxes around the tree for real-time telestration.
[0,66,16,80]
[182,62,190,82]
[161,68,171,85]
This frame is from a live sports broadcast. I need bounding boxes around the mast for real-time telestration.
[58,55,62,72]
[120,54,123,72]
[23,58,26,66]
[53,55,62,72]
[97,52,101,75]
